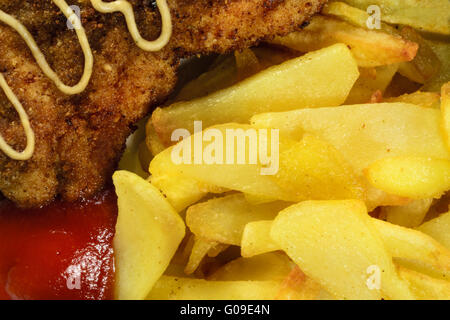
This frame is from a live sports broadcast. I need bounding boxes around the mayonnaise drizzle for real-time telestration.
[91,0,173,52]
[0,74,35,160]
[0,0,172,160]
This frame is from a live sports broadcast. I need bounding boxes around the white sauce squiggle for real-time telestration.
[0,0,172,160]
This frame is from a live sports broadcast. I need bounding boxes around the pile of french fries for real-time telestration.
[114,0,450,300]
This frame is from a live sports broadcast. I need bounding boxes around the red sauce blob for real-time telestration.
[0,189,117,300]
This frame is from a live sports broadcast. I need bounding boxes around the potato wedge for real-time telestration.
[383,199,433,228]
[270,200,414,300]
[417,211,450,250]
[272,15,417,68]
[366,157,450,199]
[384,91,440,108]
[241,220,281,258]
[322,2,396,33]
[345,64,399,104]
[336,0,450,35]
[186,194,288,246]
[423,41,450,92]
[397,27,441,84]
[273,134,364,201]
[397,266,450,300]
[113,171,186,300]
[208,252,294,281]
[152,44,359,145]
[149,142,228,212]
[185,236,220,275]
[252,103,450,208]
[174,54,238,102]
[150,124,291,204]
[252,103,449,169]
[442,82,450,150]
[275,266,322,300]
[371,218,450,280]
[147,276,282,300]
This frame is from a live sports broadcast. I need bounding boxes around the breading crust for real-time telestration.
[0,0,326,207]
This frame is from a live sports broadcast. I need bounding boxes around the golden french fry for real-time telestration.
[208,252,294,281]
[366,157,450,199]
[235,48,261,81]
[270,200,414,300]
[145,120,167,157]
[149,141,229,212]
[384,91,441,108]
[147,276,282,300]
[383,199,434,228]
[397,27,441,84]
[152,44,359,145]
[417,211,450,250]
[441,82,450,150]
[273,134,364,201]
[186,193,288,246]
[241,220,281,258]
[272,15,417,68]
[335,0,450,35]
[345,64,399,104]
[397,266,450,300]
[252,103,449,171]
[184,236,219,275]
[423,41,450,92]
[174,54,238,102]
[252,103,450,208]
[113,171,186,300]
[275,266,322,300]
[151,124,291,204]
[322,2,396,33]
[371,218,450,280]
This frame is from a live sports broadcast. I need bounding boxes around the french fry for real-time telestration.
[113,171,186,300]
[234,48,261,81]
[335,0,450,35]
[322,2,396,33]
[371,218,450,280]
[397,266,450,300]
[271,15,417,68]
[152,44,359,145]
[241,220,281,258]
[149,141,229,212]
[273,134,365,201]
[383,199,434,228]
[366,157,450,199]
[145,120,167,157]
[208,252,294,281]
[441,82,450,150]
[397,27,441,84]
[417,211,450,250]
[186,194,288,246]
[423,41,450,92]
[275,266,322,300]
[345,64,399,104]
[384,91,441,108]
[185,236,220,275]
[147,276,282,300]
[150,124,291,204]
[174,54,238,102]
[270,200,414,300]
[252,103,450,208]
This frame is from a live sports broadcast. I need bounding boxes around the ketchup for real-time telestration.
[0,189,117,300]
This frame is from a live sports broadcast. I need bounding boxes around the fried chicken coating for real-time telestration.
[0,0,325,207]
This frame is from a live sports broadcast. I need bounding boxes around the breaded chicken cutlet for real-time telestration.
[0,0,326,208]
